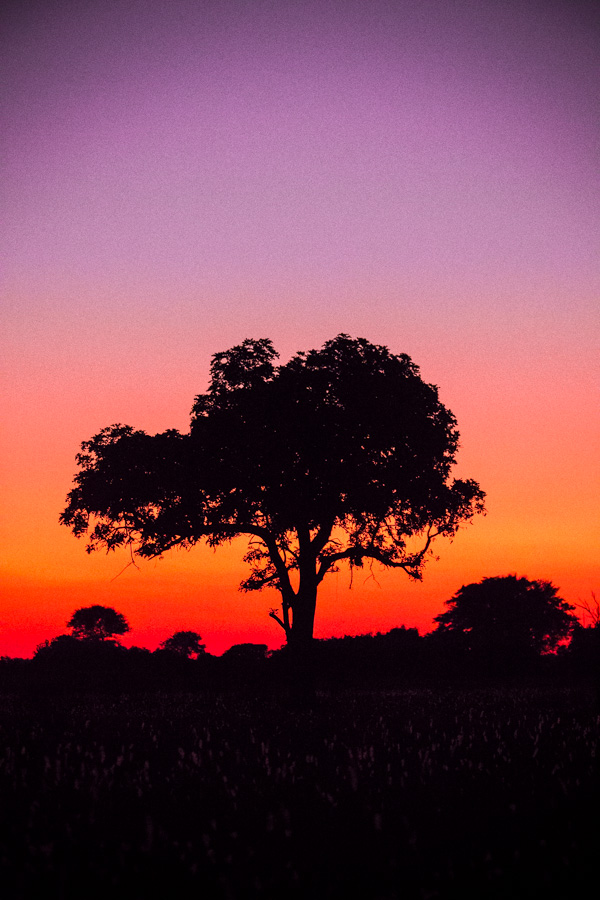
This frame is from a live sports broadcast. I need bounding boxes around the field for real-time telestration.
[0,687,598,899]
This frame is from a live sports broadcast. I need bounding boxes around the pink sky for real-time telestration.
[1,0,598,656]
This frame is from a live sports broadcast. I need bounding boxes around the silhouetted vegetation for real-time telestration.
[427,575,578,681]
[1,619,598,697]
[433,575,576,653]
[67,605,130,641]
[60,336,485,659]
[0,571,596,700]
[568,621,600,686]
[159,630,206,658]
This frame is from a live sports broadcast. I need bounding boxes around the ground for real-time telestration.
[0,687,598,899]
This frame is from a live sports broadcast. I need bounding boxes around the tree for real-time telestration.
[159,631,206,658]
[34,634,83,658]
[67,605,130,642]
[574,592,600,627]
[433,575,576,656]
[221,643,269,662]
[61,335,485,653]
[568,594,600,687]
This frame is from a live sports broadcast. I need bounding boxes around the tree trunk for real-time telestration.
[287,587,317,705]
[289,593,316,647]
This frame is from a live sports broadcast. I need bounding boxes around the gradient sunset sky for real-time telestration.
[2,0,598,657]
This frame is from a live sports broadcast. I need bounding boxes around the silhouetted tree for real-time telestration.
[32,632,130,693]
[568,594,600,693]
[433,575,576,657]
[61,335,484,655]
[159,630,206,658]
[34,634,83,658]
[310,626,423,687]
[221,643,269,662]
[568,620,600,683]
[574,592,600,627]
[67,605,130,641]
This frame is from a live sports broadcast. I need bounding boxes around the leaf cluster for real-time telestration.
[67,605,130,641]
[61,335,485,594]
[434,575,576,654]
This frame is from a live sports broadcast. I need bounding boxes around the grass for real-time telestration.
[0,686,598,899]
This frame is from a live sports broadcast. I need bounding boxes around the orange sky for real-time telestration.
[1,319,598,657]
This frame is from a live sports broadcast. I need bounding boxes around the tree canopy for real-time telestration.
[61,335,485,648]
[433,575,576,655]
[67,605,130,642]
[159,631,206,658]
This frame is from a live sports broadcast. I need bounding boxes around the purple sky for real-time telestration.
[1,0,599,654]
[4,0,598,299]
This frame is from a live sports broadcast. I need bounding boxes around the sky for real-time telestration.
[1,0,598,657]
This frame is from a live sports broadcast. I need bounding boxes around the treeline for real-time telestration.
[1,577,598,694]
[1,623,598,695]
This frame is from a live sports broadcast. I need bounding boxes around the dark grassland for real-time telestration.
[0,688,598,899]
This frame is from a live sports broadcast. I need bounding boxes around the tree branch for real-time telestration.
[268,609,288,632]
[310,515,336,557]
[316,525,441,583]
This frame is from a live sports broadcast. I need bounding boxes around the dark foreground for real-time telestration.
[0,687,598,899]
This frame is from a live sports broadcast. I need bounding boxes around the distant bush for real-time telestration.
[67,605,130,641]
[159,631,206,658]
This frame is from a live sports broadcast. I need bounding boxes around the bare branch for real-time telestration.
[268,609,287,632]
[574,592,600,626]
